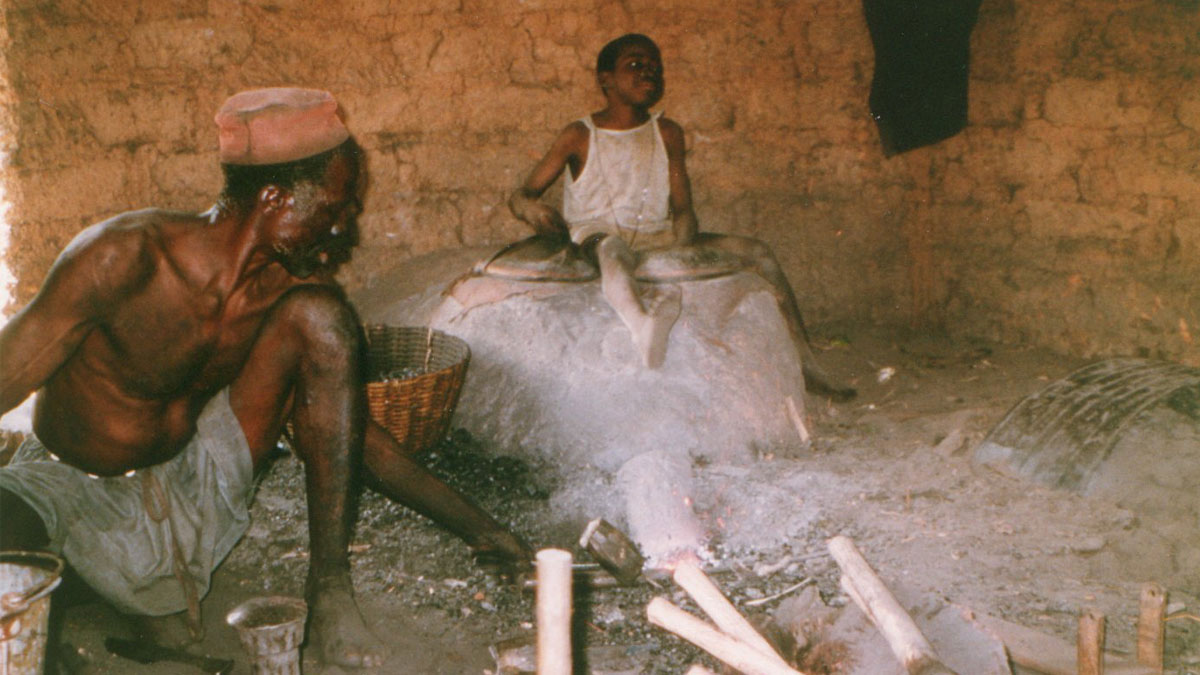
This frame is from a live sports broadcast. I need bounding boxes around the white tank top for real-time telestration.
[563,112,672,235]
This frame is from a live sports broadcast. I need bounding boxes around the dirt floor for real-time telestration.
[19,324,1200,674]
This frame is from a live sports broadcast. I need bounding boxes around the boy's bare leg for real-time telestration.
[696,233,856,400]
[595,235,682,368]
[230,286,385,669]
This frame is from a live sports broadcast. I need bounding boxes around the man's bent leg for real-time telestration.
[698,233,856,400]
[229,285,384,668]
[0,487,49,550]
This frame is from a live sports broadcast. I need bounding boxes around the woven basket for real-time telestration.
[363,325,470,454]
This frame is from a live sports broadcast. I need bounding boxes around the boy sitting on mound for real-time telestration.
[509,33,854,398]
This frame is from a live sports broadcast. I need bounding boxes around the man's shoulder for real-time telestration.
[57,209,192,279]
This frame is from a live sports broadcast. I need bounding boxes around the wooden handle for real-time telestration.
[672,559,791,668]
[536,549,573,675]
[647,597,805,675]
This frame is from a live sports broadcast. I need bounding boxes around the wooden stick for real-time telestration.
[646,597,805,675]
[785,396,810,444]
[684,665,719,675]
[536,549,573,675]
[1077,608,1105,675]
[1136,583,1165,672]
[827,536,956,675]
[672,559,792,669]
[968,608,1158,675]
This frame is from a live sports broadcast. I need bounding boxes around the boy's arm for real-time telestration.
[0,223,147,413]
[508,122,588,240]
[660,118,699,246]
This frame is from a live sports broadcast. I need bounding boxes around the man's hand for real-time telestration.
[471,529,535,581]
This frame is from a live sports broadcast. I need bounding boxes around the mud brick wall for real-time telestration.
[1,0,1196,363]
[940,0,1200,364]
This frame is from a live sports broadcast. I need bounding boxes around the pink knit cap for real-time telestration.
[215,88,350,165]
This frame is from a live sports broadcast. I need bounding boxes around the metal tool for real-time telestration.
[579,518,646,586]
[104,637,234,674]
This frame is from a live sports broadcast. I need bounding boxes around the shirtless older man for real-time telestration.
[0,88,529,668]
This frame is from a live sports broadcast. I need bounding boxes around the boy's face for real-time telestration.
[601,43,664,108]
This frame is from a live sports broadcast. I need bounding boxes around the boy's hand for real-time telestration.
[520,203,570,240]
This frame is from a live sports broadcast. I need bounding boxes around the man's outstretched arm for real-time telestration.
[361,422,531,565]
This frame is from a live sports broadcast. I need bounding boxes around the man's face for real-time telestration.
[271,152,362,278]
[602,43,664,108]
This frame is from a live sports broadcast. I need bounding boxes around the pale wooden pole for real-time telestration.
[672,559,792,670]
[646,597,805,675]
[827,536,956,675]
[536,548,573,675]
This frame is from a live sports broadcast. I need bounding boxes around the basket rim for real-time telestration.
[363,325,470,383]
[367,357,468,385]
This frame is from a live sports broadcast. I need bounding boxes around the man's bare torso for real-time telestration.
[31,210,320,475]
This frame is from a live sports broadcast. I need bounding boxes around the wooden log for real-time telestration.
[1077,608,1105,675]
[827,536,956,675]
[536,549,573,675]
[646,597,806,675]
[967,608,1159,675]
[1136,583,1165,672]
[672,559,792,670]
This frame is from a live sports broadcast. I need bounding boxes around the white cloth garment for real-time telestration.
[563,112,672,248]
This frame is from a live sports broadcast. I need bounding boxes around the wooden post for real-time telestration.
[1077,608,1105,675]
[536,549,573,675]
[1136,584,1165,672]
[672,559,791,669]
[646,597,805,675]
[969,608,1159,675]
[827,536,957,675]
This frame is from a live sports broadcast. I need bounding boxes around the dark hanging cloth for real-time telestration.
[863,0,983,156]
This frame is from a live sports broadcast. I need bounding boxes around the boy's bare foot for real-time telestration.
[801,360,857,401]
[634,284,682,368]
[308,582,387,668]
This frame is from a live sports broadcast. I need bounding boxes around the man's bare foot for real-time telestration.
[634,284,682,368]
[308,582,387,668]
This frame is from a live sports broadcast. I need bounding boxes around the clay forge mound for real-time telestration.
[353,248,813,563]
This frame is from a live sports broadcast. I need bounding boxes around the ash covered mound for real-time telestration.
[354,248,813,562]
